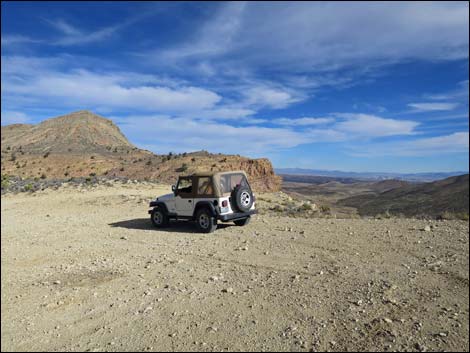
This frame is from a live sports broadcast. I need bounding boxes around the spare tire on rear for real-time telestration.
[232,185,254,212]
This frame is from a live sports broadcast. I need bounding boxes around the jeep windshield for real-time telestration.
[219,172,250,194]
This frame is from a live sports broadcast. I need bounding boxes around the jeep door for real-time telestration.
[174,176,194,216]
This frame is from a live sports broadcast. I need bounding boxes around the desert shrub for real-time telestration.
[64,171,69,177]
[120,167,125,171]
[270,205,284,212]
[191,157,196,162]
[146,160,152,166]
[40,173,47,179]
[43,152,50,158]
[438,211,470,221]
[10,153,16,162]
[300,202,313,211]
[182,152,187,157]
[212,163,217,168]
[177,163,188,173]
[1,175,9,189]
[90,155,95,159]
[319,205,331,213]
[458,212,470,221]
[24,183,33,192]
[89,172,96,177]
[6,146,10,151]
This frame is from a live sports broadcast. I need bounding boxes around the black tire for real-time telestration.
[232,185,254,212]
[234,217,251,226]
[195,208,217,233]
[151,207,169,228]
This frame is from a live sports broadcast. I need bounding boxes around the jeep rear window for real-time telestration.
[219,173,249,193]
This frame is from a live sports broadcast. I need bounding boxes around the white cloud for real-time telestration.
[349,132,469,157]
[243,86,301,109]
[155,2,469,73]
[2,58,222,113]
[335,113,419,137]
[158,2,247,61]
[408,102,459,112]
[425,80,469,101]
[113,114,311,155]
[1,35,41,46]
[0,111,32,125]
[273,117,334,126]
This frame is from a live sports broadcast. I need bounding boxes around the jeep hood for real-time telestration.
[156,193,174,201]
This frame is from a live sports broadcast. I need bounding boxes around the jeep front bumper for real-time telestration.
[218,210,257,222]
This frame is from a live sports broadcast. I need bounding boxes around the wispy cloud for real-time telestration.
[1,34,41,46]
[154,2,469,75]
[0,111,32,125]
[113,114,311,155]
[408,102,459,112]
[349,132,469,157]
[272,117,334,126]
[44,18,125,46]
[334,113,419,137]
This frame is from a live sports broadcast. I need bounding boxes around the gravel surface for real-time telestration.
[1,183,468,351]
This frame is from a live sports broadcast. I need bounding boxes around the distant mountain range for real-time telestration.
[338,174,469,218]
[275,168,468,182]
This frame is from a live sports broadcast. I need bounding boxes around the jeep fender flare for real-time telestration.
[150,201,169,214]
[193,201,218,218]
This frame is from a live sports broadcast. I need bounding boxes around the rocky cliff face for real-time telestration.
[1,111,281,192]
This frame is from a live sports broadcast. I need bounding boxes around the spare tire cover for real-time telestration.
[232,185,253,212]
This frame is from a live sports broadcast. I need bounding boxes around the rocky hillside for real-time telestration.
[1,111,281,192]
[1,110,134,154]
[338,174,469,218]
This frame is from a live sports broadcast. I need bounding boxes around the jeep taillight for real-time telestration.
[222,200,228,207]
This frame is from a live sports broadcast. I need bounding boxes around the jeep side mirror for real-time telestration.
[172,185,176,193]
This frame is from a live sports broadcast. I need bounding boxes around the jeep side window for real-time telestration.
[197,177,213,196]
[176,177,192,194]
[220,173,249,193]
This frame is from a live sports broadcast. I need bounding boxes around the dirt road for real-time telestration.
[1,183,468,351]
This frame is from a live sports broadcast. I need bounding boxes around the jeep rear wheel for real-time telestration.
[234,217,251,226]
[195,208,217,233]
[151,207,169,228]
[232,185,254,212]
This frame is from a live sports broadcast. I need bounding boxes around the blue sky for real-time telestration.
[1,1,469,173]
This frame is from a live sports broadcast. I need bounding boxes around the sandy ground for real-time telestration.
[1,183,469,352]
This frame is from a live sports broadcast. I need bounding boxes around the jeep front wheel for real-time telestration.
[195,208,217,233]
[151,207,169,228]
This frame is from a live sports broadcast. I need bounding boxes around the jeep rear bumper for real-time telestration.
[218,210,257,222]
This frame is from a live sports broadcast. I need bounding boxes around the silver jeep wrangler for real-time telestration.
[148,171,256,233]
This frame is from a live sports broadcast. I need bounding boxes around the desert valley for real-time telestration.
[1,111,469,351]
